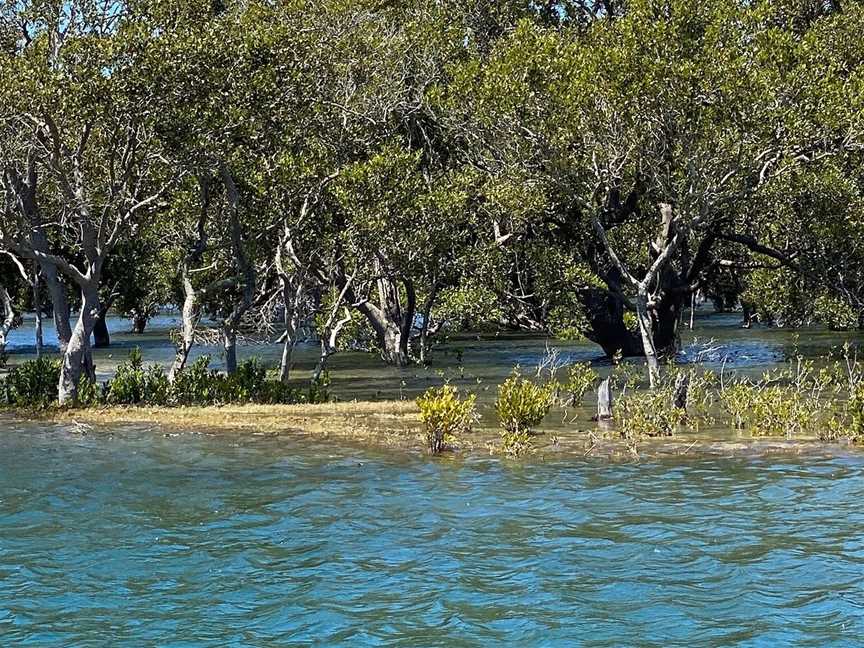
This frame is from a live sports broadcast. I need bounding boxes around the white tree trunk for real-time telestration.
[58,284,99,405]
[0,286,15,359]
[380,324,409,367]
[169,270,199,381]
[635,290,660,389]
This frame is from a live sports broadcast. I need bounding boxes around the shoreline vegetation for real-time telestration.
[1,2,863,461]
[3,341,863,460]
[3,402,858,462]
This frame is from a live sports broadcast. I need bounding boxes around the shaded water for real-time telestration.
[1,421,863,645]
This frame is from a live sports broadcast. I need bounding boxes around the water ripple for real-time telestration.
[1,426,864,645]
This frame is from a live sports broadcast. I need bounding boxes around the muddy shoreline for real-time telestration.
[3,402,859,461]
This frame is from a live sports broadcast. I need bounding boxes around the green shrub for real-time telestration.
[825,382,864,443]
[168,356,307,407]
[495,370,554,456]
[849,384,864,442]
[307,370,331,404]
[108,348,170,405]
[617,388,686,439]
[107,348,147,405]
[75,377,104,408]
[2,357,60,409]
[219,358,268,403]
[719,382,755,430]
[561,362,599,407]
[170,355,219,406]
[720,381,823,437]
[417,385,478,454]
[142,365,171,404]
[256,379,304,405]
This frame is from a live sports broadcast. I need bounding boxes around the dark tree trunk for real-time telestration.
[652,290,685,357]
[131,311,148,334]
[39,258,72,354]
[93,305,110,348]
[223,329,238,375]
[577,288,643,358]
[219,164,255,377]
[349,273,416,368]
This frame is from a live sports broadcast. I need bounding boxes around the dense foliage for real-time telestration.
[495,370,555,455]
[1,0,863,404]
[417,385,478,454]
[1,349,329,409]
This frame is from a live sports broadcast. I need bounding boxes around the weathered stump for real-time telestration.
[597,377,614,420]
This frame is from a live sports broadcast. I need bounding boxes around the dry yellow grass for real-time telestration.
[49,400,427,450]
[13,400,844,459]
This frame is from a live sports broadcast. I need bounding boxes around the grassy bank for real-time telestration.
[4,399,854,461]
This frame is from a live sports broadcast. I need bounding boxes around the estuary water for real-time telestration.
[1,421,863,646]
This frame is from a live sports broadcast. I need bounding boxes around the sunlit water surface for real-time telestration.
[1,421,863,646]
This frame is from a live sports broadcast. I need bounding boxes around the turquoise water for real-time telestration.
[1,421,863,646]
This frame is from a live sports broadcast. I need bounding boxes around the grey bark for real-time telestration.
[219,165,255,376]
[592,203,681,389]
[0,286,16,360]
[41,260,71,353]
[312,274,355,383]
[597,377,614,420]
[352,274,415,367]
[32,263,43,357]
[169,176,210,381]
[169,264,200,381]
[59,284,100,404]
[275,245,308,383]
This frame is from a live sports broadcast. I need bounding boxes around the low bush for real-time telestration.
[720,381,824,437]
[417,385,477,454]
[307,370,332,405]
[73,351,324,409]
[76,376,104,408]
[616,388,687,439]
[1,356,61,409]
[170,355,219,406]
[561,362,599,408]
[495,369,554,456]
[850,383,864,442]
[108,348,170,405]
[823,382,864,443]
[169,356,314,407]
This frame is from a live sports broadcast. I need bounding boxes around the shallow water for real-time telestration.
[1,421,863,646]
[5,311,864,406]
